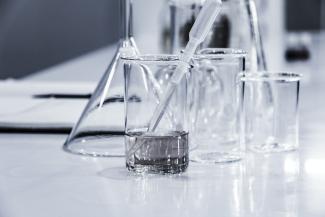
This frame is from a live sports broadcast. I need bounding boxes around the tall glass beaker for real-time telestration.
[161,0,266,70]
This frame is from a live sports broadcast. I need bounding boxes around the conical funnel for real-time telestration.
[63,0,136,157]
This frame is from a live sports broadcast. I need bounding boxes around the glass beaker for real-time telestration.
[122,55,190,174]
[163,0,266,70]
[240,72,301,153]
[190,48,246,163]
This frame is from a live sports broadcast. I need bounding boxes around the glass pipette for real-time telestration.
[126,0,222,159]
[148,0,222,131]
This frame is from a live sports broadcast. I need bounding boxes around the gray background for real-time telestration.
[0,0,119,79]
[0,0,324,79]
[286,0,323,31]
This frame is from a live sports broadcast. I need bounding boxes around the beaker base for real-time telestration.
[249,142,298,154]
[190,151,242,164]
[126,162,188,175]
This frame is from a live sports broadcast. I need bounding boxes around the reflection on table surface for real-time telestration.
[0,124,324,217]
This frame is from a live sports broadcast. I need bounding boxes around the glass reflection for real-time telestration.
[185,163,245,217]
[244,152,300,217]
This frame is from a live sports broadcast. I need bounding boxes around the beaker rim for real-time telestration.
[121,48,246,63]
[121,55,180,64]
[196,48,247,58]
[239,72,302,82]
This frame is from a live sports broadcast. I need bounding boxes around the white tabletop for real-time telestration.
[1,44,325,217]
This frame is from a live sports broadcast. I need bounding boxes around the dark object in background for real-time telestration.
[286,0,322,31]
[178,5,230,49]
[179,4,200,48]
[285,45,310,62]
[0,0,119,79]
[207,15,230,48]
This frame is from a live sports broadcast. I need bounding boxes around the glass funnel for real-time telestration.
[63,0,137,157]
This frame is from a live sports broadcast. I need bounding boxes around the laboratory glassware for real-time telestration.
[190,48,246,163]
[148,0,222,132]
[240,72,301,153]
[164,0,266,71]
[123,55,190,174]
[63,0,221,157]
[63,0,137,156]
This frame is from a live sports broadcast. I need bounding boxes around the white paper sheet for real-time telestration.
[0,80,124,133]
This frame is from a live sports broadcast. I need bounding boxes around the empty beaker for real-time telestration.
[122,55,190,174]
[190,48,246,163]
[240,72,301,153]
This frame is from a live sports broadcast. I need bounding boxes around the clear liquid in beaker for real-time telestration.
[126,130,189,174]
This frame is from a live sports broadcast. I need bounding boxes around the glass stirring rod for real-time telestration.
[148,0,222,132]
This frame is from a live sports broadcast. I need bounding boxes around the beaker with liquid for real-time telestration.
[123,55,190,174]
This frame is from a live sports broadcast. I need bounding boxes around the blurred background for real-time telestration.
[0,0,324,79]
[0,0,119,79]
